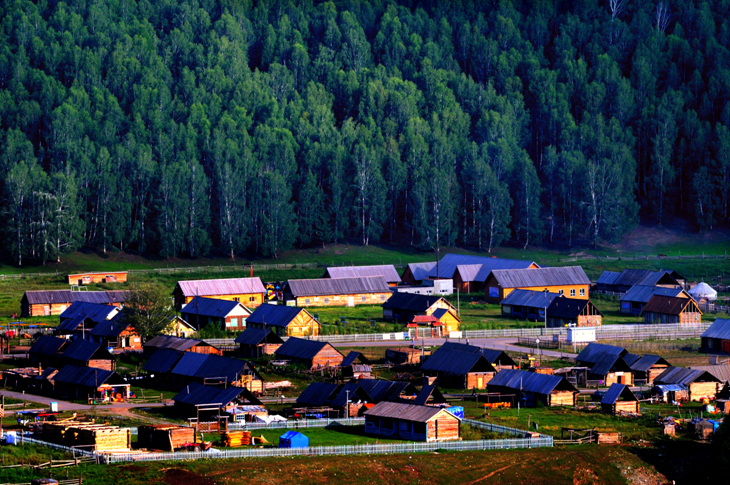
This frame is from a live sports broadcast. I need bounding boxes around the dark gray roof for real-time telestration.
[629,355,670,373]
[234,328,284,345]
[547,297,602,319]
[23,290,128,305]
[56,314,97,333]
[144,335,207,352]
[575,343,627,365]
[325,265,401,284]
[245,304,312,328]
[413,383,447,406]
[489,266,590,288]
[29,336,67,357]
[382,293,450,312]
[173,382,261,407]
[421,347,496,375]
[701,319,730,340]
[176,277,265,297]
[642,295,699,316]
[589,355,632,377]
[329,380,374,407]
[296,382,340,406]
[596,271,622,286]
[142,349,184,373]
[654,366,721,385]
[59,302,118,323]
[90,314,132,338]
[622,353,642,367]
[61,339,111,363]
[501,289,560,308]
[180,296,250,318]
[286,276,390,297]
[597,269,679,288]
[428,254,537,280]
[53,365,119,388]
[688,365,730,384]
[275,337,340,361]
[620,285,686,304]
[170,352,209,377]
[601,383,638,405]
[357,380,417,402]
[364,401,457,422]
[488,369,577,394]
[404,262,437,281]
[340,351,365,367]
[439,342,517,367]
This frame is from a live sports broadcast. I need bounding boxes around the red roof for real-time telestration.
[411,315,438,323]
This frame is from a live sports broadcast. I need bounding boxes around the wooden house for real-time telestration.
[168,353,264,393]
[641,295,702,324]
[22,290,128,317]
[619,285,690,315]
[406,309,460,338]
[500,289,560,321]
[487,369,579,407]
[575,343,633,385]
[162,315,197,338]
[58,302,120,329]
[274,337,343,370]
[700,319,730,354]
[596,269,684,293]
[324,265,401,286]
[654,366,721,401]
[439,342,518,370]
[327,379,420,417]
[52,365,127,401]
[601,383,640,414]
[142,348,185,378]
[180,296,252,332]
[143,335,221,357]
[623,354,671,384]
[428,254,539,293]
[235,328,284,358]
[245,304,321,337]
[401,262,436,286]
[385,346,430,365]
[364,402,461,442]
[420,346,497,389]
[283,277,392,307]
[89,314,142,351]
[382,293,457,323]
[28,335,68,368]
[485,266,591,303]
[67,271,127,285]
[61,339,116,370]
[339,351,372,379]
[172,382,262,419]
[687,364,730,387]
[172,277,266,311]
[546,296,603,327]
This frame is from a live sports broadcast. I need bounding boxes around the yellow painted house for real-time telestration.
[172,277,266,310]
[162,315,197,338]
[485,266,591,303]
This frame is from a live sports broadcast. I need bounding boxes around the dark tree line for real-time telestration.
[1,0,730,265]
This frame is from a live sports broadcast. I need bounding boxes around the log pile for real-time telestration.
[137,425,196,452]
[596,432,621,444]
[37,421,131,451]
[221,430,251,447]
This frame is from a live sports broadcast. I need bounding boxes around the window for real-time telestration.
[233,297,240,302]
[362,295,367,302]
[380,295,386,301]
[558,290,564,295]
[249,296,256,302]
[230,318,238,328]
[324,297,330,304]
[579,288,585,296]
[570,289,576,297]
[305,298,311,305]
[334,296,340,301]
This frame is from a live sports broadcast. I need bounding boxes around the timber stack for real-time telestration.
[221,430,251,447]
[36,421,131,451]
[137,425,196,451]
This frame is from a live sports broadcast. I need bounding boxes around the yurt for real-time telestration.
[689,282,717,302]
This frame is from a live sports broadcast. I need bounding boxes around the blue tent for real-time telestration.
[279,431,308,448]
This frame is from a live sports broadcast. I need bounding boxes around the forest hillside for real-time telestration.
[1,0,729,264]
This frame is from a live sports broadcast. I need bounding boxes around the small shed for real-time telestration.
[364,401,461,442]
[420,346,497,389]
[245,304,321,337]
[487,369,578,407]
[624,354,671,384]
[235,328,284,357]
[601,384,640,415]
[546,296,603,328]
[279,431,308,448]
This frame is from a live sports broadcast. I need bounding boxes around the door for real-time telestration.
[44,306,50,316]
[347,296,355,307]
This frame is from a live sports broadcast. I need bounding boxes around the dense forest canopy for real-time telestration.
[2,0,730,265]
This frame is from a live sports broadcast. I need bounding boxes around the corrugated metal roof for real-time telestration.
[620,285,685,304]
[340,351,364,367]
[439,342,517,367]
[589,355,631,377]
[601,383,638,405]
[655,366,721,385]
[405,262,436,281]
[194,355,258,382]
[642,295,700,316]
[598,269,679,288]
[24,290,128,305]
[285,276,390,297]
[653,384,686,392]
[90,314,132,338]
[547,297,602,319]
[180,297,250,318]
[329,380,374,407]
[275,337,338,361]
[382,293,451,312]
[61,339,109,363]
[59,302,119,323]
[144,335,205,352]
[143,349,184,373]
[576,343,627,365]
[413,383,447,406]
[629,355,670,373]
[364,401,455,422]
[623,353,642,367]
[53,365,118,388]
[357,380,417,402]
[596,271,622,285]
[688,364,730,384]
[428,254,537,280]
[455,264,483,282]
[296,382,340,406]
[234,328,284,345]
[176,277,266,297]
[173,382,261,406]
[246,304,312,328]
[489,266,590,288]
[56,314,100,334]
[501,289,560,308]
[325,265,401,284]
[421,347,496,375]
[487,369,576,394]
[701,319,730,339]
[171,352,209,377]
[29,336,67,357]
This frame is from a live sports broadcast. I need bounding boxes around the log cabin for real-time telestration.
[274,337,343,370]
[601,383,640,414]
[67,271,128,285]
[619,285,690,315]
[575,343,633,385]
[500,289,560,321]
[385,346,430,365]
[641,295,702,324]
[487,369,579,407]
[623,354,671,384]
[22,290,128,317]
[235,328,284,358]
[654,366,721,401]
[382,293,457,323]
[168,352,264,393]
[244,304,321,337]
[428,253,538,293]
[364,402,461,442]
[439,342,518,370]
[172,277,266,311]
[420,346,497,389]
[485,266,591,303]
[324,265,401,286]
[61,339,116,370]
[180,296,252,332]
[143,335,221,357]
[89,314,142,351]
[52,365,128,401]
[546,296,603,327]
[283,277,392,307]
[162,315,197,338]
[172,382,262,419]
[28,335,68,368]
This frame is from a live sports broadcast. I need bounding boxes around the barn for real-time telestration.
[67,271,128,285]
[180,296,252,332]
[700,319,730,354]
[400,262,436,286]
[364,402,461,442]
[283,277,392,307]
[601,383,640,414]
[235,328,284,357]
[619,285,689,315]
[488,369,579,407]
[641,295,702,324]
[324,265,401,286]
[546,296,603,328]
[22,290,128,317]
[244,304,321,337]
[172,277,266,311]
[274,337,343,370]
[428,254,539,293]
[485,266,591,303]
[654,366,721,401]
[420,346,497,389]
[382,293,457,323]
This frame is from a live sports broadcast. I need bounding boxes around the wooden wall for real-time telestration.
[309,345,344,369]
[284,310,320,337]
[293,292,392,307]
[465,372,495,390]
[606,371,633,386]
[689,381,719,401]
[68,272,128,285]
[487,284,590,303]
[549,390,577,407]
[176,291,264,311]
[428,415,461,441]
